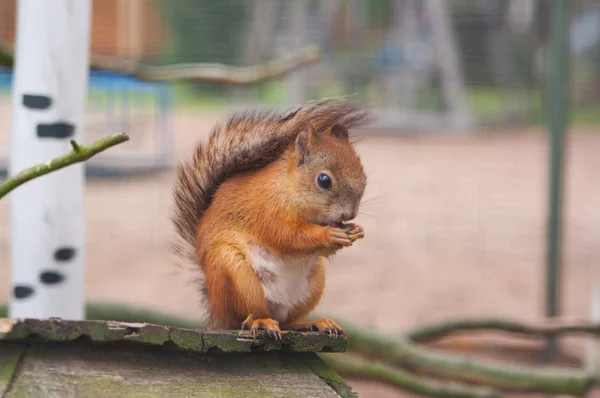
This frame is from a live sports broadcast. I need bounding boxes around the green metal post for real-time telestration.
[544,0,570,361]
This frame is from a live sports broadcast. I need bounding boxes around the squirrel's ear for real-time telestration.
[295,128,315,166]
[330,123,349,141]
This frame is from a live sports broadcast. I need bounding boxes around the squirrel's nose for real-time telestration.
[341,207,358,221]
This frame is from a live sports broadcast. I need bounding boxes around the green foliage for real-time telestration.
[364,0,395,29]
[154,0,251,96]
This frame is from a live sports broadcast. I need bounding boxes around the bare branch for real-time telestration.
[0,133,129,199]
[0,41,321,85]
[90,45,320,85]
[406,317,600,343]
[321,353,504,398]
[336,320,594,396]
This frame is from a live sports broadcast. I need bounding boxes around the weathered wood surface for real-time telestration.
[0,318,356,398]
[0,318,347,353]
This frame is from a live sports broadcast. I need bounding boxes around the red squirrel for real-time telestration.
[171,99,368,338]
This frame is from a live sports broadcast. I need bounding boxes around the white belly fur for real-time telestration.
[249,244,318,323]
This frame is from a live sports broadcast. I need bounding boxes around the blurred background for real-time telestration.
[1,1,600,396]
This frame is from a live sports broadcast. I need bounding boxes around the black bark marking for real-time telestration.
[40,271,65,285]
[13,285,35,299]
[37,123,75,138]
[54,247,76,262]
[23,94,52,109]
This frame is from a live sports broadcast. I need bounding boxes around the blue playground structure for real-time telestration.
[0,67,173,179]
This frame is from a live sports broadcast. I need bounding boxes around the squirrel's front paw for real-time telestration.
[329,223,365,245]
[313,224,362,256]
[343,223,365,243]
[327,225,353,247]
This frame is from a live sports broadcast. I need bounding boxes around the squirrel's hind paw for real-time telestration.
[240,314,282,340]
[285,318,346,338]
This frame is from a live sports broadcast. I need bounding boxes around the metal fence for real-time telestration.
[1,0,600,391]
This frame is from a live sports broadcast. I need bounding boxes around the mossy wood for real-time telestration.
[0,318,357,398]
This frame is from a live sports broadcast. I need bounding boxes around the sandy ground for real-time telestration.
[1,108,600,397]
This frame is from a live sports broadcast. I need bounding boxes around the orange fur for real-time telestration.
[172,100,368,335]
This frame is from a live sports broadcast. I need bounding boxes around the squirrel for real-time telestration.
[171,99,369,339]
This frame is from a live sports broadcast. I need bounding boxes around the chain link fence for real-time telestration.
[1,1,600,395]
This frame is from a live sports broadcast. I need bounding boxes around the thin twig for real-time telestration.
[0,133,129,199]
[70,140,81,152]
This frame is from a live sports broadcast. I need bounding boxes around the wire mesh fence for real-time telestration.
[1,1,600,395]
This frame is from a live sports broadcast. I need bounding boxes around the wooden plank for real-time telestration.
[0,318,347,354]
[1,319,356,396]
[9,344,344,397]
[0,343,25,395]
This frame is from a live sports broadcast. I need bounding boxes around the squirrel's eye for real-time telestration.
[317,173,332,189]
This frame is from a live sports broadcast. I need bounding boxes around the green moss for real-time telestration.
[169,328,205,351]
[124,324,170,346]
[304,354,360,398]
[10,375,293,398]
[282,332,345,353]
[80,321,127,342]
[0,320,28,340]
[201,332,253,353]
[8,352,344,397]
[84,302,206,330]
[0,344,25,395]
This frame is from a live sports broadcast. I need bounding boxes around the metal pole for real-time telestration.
[544,0,570,361]
[424,0,472,129]
[286,0,309,105]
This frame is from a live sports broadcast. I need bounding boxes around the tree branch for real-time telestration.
[0,133,129,199]
[0,41,320,85]
[90,45,320,85]
[321,353,504,398]
[339,322,594,396]
[406,317,600,343]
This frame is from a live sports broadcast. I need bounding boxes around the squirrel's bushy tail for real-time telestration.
[171,98,368,266]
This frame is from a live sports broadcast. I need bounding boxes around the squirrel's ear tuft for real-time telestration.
[330,124,349,140]
[295,128,315,166]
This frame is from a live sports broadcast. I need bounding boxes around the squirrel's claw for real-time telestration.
[313,318,346,337]
[346,224,365,243]
[240,314,254,331]
[310,318,346,338]
[286,318,346,338]
[313,224,364,256]
[328,226,353,247]
[240,314,282,341]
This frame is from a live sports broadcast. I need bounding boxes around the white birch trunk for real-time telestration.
[233,0,277,106]
[8,0,92,320]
